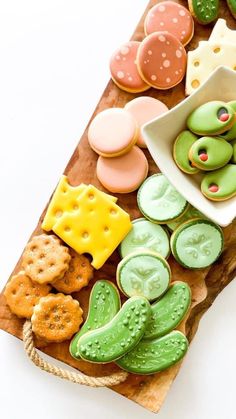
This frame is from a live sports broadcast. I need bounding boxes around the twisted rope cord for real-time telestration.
[23,320,128,387]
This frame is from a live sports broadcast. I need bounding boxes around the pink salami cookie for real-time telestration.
[96,146,148,194]
[88,108,137,157]
[125,96,168,148]
[110,41,150,93]
[144,1,194,46]
[137,32,187,90]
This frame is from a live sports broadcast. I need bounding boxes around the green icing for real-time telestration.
[189,136,233,170]
[227,0,236,15]
[167,205,206,231]
[190,0,219,24]
[70,280,120,359]
[120,218,170,259]
[116,331,188,375]
[187,101,235,136]
[143,282,191,340]
[171,219,223,269]
[231,139,236,163]
[173,130,199,174]
[77,296,151,363]
[219,101,236,141]
[117,251,170,301]
[138,174,188,223]
[201,164,236,200]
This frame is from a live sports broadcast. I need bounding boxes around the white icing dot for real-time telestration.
[179,46,183,50]
[122,57,126,61]
[166,41,170,45]
[182,30,186,35]
[117,71,124,79]
[176,50,182,58]
[151,75,157,81]
[121,46,129,55]
[172,18,178,23]
[160,66,163,70]
[175,70,179,75]
[128,76,133,81]
[179,69,183,72]
[166,77,171,83]
[179,9,186,16]
[158,5,166,12]
[163,60,170,68]
[116,55,121,60]
[146,59,150,63]
[144,60,147,64]
[160,22,164,26]
[162,52,166,58]
[148,50,152,55]
[158,35,166,42]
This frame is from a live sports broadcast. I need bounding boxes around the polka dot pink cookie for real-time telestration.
[137,32,187,90]
[125,96,168,148]
[144,1,194,46]
[110,41,150,93]
[96,146,148,194]
[88,108,137,157]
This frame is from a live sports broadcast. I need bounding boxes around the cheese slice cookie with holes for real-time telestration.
[52,185,132,269]
[209,19,236,44]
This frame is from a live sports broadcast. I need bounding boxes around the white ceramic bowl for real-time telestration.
[142,66,236,227]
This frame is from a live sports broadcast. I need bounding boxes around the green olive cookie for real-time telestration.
[189,136,233,171]
[173,130,199,174]
[201,164,236,201]
[231,139,236,163]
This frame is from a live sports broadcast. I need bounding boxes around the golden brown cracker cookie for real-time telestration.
[53,250,93,294]
[22,234,71,284]
[31,293,83,342]
[4,271,51,318]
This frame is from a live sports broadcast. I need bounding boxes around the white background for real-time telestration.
[0,1,236,418]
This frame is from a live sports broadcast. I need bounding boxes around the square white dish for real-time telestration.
[142,66,236,227]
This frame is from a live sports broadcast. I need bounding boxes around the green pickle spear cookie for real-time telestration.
[173,130,199,174]
[188,0,219,24]
[138,174,188,223]
[116,330,188,375]
[70,280,121,359]
[120,218,170,259]
[143,282,191,340]
[77,296,151,363]
[227,0,236,18]
[117,250,171,301]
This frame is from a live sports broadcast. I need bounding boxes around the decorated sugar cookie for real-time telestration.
[187,101,235,136]
[171,219,224,269]
[189,136,233,171]
[144,1,194,46]
[109,41,150,93]
[227,0,236,18]
[167,205,206,231]
[120,218,170,260]
[116,330,188,375]
[137,32,187,90]
[117,250,171,301]
[173,130,199,174]
[124,96,168,148]
[201,164,236,201]
[96,146,148,194]
[209,19,236,43]
[137,174,188,223]
[220,101,236,142]
[88,108,137,158]
[188,0,219,24]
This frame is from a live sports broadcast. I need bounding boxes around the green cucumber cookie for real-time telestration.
[70,280,120,359]
[117,250,171,301]
[231,139,236,163]
[167,205,206,231]
[227,0,236,18]
[187,101,235,136]
[201,164,236,201]
[189,136,233,171]
[116,330,188,375]
[219,101,236,141]
[138,174,188,223]
[77,296,151,363]
[188,0,219,24]
[120,218,170,259]
[143,282,191,340]
[171,219,224,269]
[173,130,199,174]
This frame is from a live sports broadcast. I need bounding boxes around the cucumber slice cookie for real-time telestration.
[167,205,206,231]
[138,174,188,223]
[120,218,170,259]
[171,219,224,269]
[117,250,171,301]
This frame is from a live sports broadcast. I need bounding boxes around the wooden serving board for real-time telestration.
[1,0,236,413]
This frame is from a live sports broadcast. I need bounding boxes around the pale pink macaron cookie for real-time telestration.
[88,108,137,157]
[96,146,148,194]
[137,32,187,90]
[144,1,194,46]
[110,41,150,93]
[125,96,168,148]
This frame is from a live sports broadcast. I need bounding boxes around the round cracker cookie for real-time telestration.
[4,271,51,318]
[31,293,83,343]
[137,32,187,90]
[145,1,194,46]
[53,250,93,294]
[110,41,150,93]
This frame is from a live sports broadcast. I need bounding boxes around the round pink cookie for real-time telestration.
[125,96,168,148]
[144,1,194,46]
[110,41,150,93]
[88,108,137,157]
[137,32,187,90]
[96,146,149,193]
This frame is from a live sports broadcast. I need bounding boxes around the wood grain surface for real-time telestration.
[1,0,236,413]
